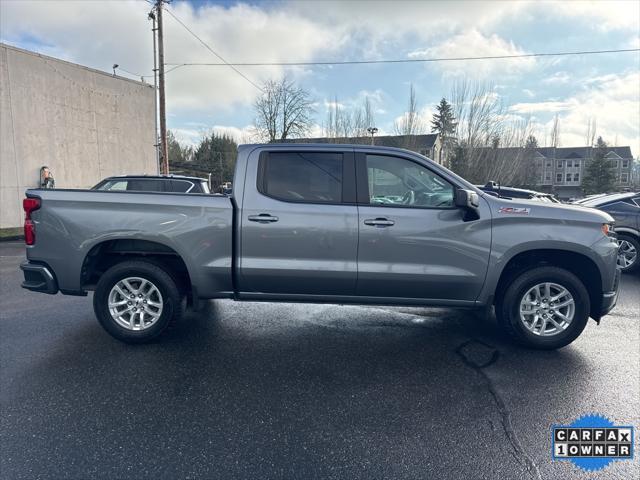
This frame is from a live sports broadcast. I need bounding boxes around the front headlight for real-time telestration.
[602,223,616,239]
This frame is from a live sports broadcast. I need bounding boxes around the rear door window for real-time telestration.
[259,152,343,203]
[167,180,194,193]
[126,179,164,192]
[96,180,127,191]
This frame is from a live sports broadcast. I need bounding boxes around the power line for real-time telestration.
[164,47,640,68]
[162,6,263,91]
[116,66,149,78]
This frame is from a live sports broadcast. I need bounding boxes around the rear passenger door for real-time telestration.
[239,148,358,296]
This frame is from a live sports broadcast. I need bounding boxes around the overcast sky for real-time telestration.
[1,0,639,155]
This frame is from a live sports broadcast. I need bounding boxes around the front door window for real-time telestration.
[365,155,454,208]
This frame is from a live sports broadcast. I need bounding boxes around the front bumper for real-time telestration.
[599,267,621,318]
[20,261,58,294]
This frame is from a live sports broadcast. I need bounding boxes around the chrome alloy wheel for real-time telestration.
[519,282,575,336]
[107,277,163,331]
[617,239,637,269]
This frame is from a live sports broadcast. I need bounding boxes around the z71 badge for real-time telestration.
[498,207,531,215]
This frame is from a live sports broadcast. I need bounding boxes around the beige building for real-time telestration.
[0,43,156,228]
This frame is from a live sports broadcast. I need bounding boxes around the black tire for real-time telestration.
[495,266,590,350]
[93,261,183,343]
[617,234,640,274]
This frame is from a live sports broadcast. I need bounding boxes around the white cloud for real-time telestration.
[1,0,637,151]
[560,72,639,152]
[517,72,639,153]
[551,0,640,32]
[324,100,346,111]
[542,71,571,85]
[510,101,572,114]
[0,0,344,115]
[172,128,205,147]
[408,29,536,79]
[211,125,258,143]
[173,125,257,146]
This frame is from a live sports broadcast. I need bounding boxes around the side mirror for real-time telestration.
[455,189,480,221]
[455,189,480,209]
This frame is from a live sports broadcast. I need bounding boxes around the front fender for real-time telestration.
[476,213,615,305]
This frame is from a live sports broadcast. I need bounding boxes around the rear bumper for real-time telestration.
[20,261,58,294]
[599,267,621,318]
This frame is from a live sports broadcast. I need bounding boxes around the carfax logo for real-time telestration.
[552,414,634,472]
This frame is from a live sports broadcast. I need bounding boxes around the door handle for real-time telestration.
[364,218,395,227]
[248,214,279,223]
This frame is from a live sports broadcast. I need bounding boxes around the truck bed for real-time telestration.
[24,189,234,297]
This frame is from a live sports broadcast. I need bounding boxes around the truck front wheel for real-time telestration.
[93,261,183,343]
[496,266,590,350]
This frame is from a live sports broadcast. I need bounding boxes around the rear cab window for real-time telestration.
[258,151,347,204]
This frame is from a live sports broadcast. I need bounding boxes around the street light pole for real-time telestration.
[367,127,378,145]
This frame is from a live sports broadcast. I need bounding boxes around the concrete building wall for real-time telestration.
[0,43,156,228]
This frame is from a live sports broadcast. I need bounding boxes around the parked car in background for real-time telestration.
[92,175,211,194]
[477,182,560,203]
[575,192,640,273]
[21,144,619,350]
[572,193,611,205]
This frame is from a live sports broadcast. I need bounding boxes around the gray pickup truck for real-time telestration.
[21,144,620,349]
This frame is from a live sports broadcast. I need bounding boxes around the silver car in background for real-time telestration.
[576,192,640,273]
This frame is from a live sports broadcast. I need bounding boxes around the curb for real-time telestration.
[0,236,24,242]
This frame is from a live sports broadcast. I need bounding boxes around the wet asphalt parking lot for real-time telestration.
[1,241,638,479]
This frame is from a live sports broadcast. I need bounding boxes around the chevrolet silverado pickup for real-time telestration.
[20,144,620,349]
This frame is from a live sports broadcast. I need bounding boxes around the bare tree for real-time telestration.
[448,78,534,185]
[324,95,375,142]
[585,117,597,147]
[394,84,422,135]
[394,84,424,149]
[254,77,315,142]
[550,113,561,147]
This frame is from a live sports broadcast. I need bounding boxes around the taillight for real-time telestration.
[23,197,40,245]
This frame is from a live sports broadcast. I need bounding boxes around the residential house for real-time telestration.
[532,146,634,200]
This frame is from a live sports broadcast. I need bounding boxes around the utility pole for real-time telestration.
[148,8,160,173]
[156,0,169,175]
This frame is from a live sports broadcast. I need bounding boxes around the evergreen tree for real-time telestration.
[449,143,468,179]
[524,135,538,149]
[192,133,238,188]
[167,130,188,164]
[522,135,539,188]
[583,136,616,195]
[431,98,457,165]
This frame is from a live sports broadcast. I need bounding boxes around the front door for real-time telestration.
[356,153,491,302]
[239,148,358,296]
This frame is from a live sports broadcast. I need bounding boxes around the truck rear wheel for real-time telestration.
[496,266,590,350]
[93,261,183,343]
